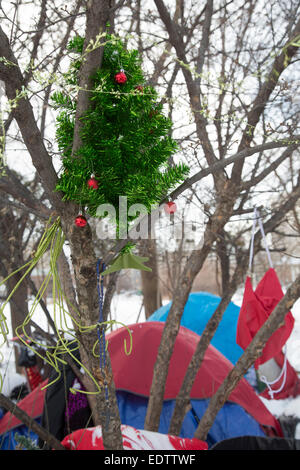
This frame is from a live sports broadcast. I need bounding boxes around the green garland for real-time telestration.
[52,34,189,222]
[15,433,40,450]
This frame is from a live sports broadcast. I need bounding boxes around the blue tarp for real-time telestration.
[148,291,244,365]
[117,391,265,448]
[0,391,265,450]
[0,417,41,450]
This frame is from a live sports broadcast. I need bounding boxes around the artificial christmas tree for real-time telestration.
[52,34,189,238]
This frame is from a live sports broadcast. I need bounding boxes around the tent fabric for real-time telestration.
[210,435,300,451]
[236,268,294,369]
[259,350,300,400]
[0,419,42,450]
[117,391,267,448]
[61,424,209,450]
[0,390,267,450]
[0,380,46,435]
[105,322,281,434]
[0,322,283,449]
[148,291,300,400]
[147,292,244,365]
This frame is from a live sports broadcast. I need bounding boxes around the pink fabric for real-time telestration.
[61,424,208,450]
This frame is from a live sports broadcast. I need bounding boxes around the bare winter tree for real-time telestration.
[141,0,300,432]
[0,0,299,450]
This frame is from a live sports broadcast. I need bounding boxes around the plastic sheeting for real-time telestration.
[117,391,266,448]
[0,418,41,450]
[0,392,266,450]
[148,292,244,365]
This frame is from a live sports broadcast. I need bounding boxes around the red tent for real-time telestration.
[107,322,282,435]
[0,380,47,435]
[0,322,282,437]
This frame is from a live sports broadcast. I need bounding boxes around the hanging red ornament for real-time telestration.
[75,214,87,227]
[149,107,159,119]
[114,69,127,84]
[87,174,99,190]
[135,85,144,93]
[164,201,177,214]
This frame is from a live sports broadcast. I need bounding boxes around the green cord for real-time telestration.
[0,216,133,396]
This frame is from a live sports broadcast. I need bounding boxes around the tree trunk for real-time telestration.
[144,191,235,431]
[7,274,29,373]
[61,212,124,450]
[56,0,124,450]
[139,238,162,319]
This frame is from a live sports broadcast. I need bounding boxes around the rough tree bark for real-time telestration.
[60,0,124,450]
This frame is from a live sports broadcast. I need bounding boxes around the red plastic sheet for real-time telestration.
[61,424,208,450]
[236,268,294,369]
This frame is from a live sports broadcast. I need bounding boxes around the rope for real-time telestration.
[249,207,273,272]
[259,347,288,399]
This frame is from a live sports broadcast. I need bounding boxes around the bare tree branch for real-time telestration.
[0,392,65,450]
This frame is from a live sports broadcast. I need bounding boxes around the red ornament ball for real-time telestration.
[87,176,99,190]
[164,201,177,214]
[75,215,87,227]
[135,85,144,93]
[114,70,127,84]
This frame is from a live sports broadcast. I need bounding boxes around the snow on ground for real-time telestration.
[1,291,300,437]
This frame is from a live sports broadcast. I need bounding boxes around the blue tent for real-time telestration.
[148,291,244,365]
[0,391,266,450]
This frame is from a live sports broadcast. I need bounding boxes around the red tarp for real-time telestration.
[0,380,47,434]
[107,322,281,434]
[236,268,294,369]
[61,424,208,450]
[0,322,282,436]
[259,350,300,400]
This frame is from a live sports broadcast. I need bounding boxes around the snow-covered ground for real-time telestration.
[1,291,300,438]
